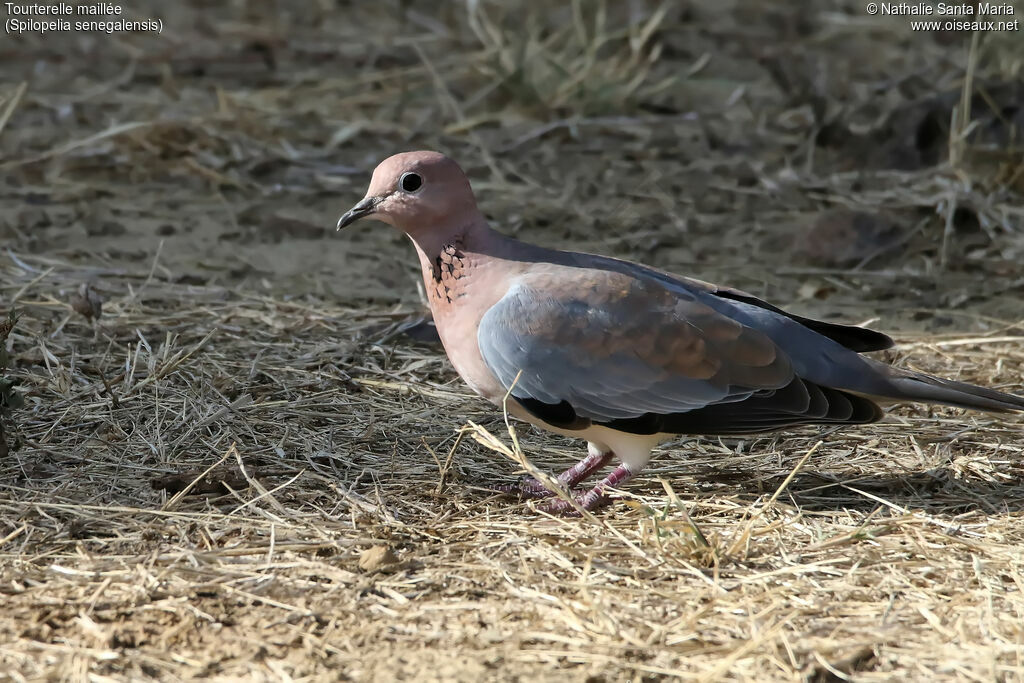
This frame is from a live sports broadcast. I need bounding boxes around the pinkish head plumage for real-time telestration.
[336,151,479,236]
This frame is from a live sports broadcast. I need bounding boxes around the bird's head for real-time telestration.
[336,151,479,238]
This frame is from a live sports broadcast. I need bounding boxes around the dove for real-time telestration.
[337,151,1024,514]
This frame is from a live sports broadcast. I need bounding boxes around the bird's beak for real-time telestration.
[336,196,383,230]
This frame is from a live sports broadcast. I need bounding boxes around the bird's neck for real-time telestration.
[409,218,477,262]
[409,219,524,316]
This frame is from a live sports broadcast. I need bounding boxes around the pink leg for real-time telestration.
[497,445,613,499]
[539,464,635,516]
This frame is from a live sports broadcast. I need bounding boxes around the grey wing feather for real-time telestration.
[476,271,795,423]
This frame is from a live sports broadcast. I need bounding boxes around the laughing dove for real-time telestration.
[337,151,1024,513]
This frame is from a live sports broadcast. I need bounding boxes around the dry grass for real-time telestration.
[2,253,1023,681]
[2,1,1024,681]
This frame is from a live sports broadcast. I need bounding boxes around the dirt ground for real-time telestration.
[2,1,1024,680]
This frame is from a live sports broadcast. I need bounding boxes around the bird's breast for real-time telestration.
[420,244,513,404]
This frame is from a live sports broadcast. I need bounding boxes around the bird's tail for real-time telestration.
[867,359,1024,413]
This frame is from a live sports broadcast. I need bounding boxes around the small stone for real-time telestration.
[798,209,903,268]
[70,283,103,321]
[358,545,398,572]
[85,220,126,237]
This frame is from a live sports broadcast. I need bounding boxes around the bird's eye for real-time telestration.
[400,172,423,193]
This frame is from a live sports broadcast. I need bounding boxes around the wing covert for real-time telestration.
[476,269,795,425]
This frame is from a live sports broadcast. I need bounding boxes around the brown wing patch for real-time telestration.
[521,269,789,388]
[709,285,894,352]
[601,260,894,353]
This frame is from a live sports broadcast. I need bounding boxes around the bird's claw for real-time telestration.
[494,476,575,500]
[493,478,616,515]
[537,491,616,516]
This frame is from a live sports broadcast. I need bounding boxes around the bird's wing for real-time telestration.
[569,252,895,353]
[476,268,797,426]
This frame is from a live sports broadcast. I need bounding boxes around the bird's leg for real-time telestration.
[497,443,613,499]
[538,463,636,516]
[556,447,614,488]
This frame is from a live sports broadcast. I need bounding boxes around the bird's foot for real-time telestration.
[493,476,566,500]
[492,477,613,513]
[537,490,616,516]
[493,446,615,500]
[536,464,635,517]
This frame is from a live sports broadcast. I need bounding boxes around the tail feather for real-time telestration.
[874,363,1024,414]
